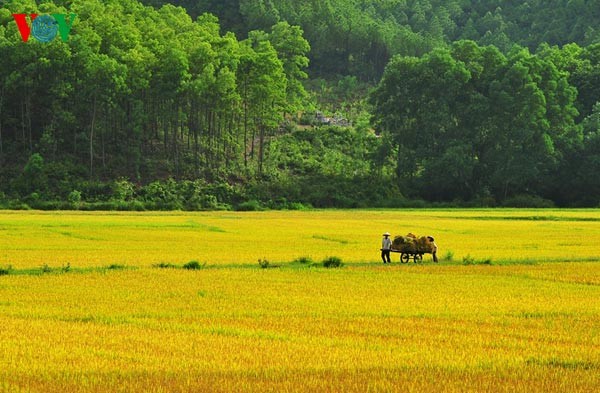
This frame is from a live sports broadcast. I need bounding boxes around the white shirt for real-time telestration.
[382,237,392,250]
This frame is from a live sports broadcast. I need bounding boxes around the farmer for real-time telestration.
[381,232,392,264]
[428,236,438,262]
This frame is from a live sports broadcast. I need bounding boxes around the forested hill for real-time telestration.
[141,0,600,80]
[0,0,599,209]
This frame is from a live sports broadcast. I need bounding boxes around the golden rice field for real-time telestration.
[0,209,599,392]
[1,209,600,268]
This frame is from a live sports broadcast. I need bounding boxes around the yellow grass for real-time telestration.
[0,209,599,392]
[1,209,600,268]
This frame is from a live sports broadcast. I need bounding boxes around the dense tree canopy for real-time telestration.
[0,0,309,195]
[370,41,582,203]
[141,0,600,81]
[0,0,599,208]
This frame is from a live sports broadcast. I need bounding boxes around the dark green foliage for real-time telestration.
[153,263,178,269]
[370,40,581,204]
[142,1,600,81]
[0,0,309,201]
[0,265,12,276]
[258,258,270,269]
[322,256,343,268]
[106,264,126,270]
[462,255,493,266]
[442,251,454,262]
[462,255,475,266]
[0,1,598,208]
[235,200,264,211]
[183,261,205,270]
[293,256,313,265]
[501,195,556,208]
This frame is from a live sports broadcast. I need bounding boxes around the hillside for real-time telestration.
[141,0,600,80]
[0,0,599,208]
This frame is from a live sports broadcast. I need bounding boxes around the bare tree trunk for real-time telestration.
[172,102,179,177]
[243,94,248,168]
[101,123,106,170]
[258,125,264,175]
[192,99,199,174]
[26,96,32,153]
[225,112,234,169]
[21,100,26,144]
[90,94,97,178]
[163,100,169,157]
[250,117,256,160]
[0,88,4,159]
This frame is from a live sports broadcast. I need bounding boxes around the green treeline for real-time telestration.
[0,0,599,209]
[0,0,313,209]
[370,41,600,206]
[142,0,600,81]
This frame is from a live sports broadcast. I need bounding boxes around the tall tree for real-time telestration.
[370,40,580,202]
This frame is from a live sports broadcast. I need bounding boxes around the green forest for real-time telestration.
[0,0,599,209]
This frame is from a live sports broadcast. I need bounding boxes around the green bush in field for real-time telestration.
[293,256,313,265]
[0,265,12,276]
[236,200,263,211]
[463,255,493,266]
[462,255,475,265]
[501,195,555,208]
[183,261,205,270]
[258,258,270,269]
[154,262,178,269]
[443,250,454,261]
[322,256,343,268]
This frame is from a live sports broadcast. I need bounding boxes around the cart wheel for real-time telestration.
[414,254,423,263]
[400,253,410,264]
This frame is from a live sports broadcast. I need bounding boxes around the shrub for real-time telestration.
[322,256,343,268]
[128,200,146,211]
[183,260,205,270]
[462,255,475,265]
[443,250,454,262]
[287,202,311,210]
[154,262,178,269]
[112,178,135,201]
[141,179,183,210]
[258,258,270,269]
[293,256,313,264]
[41,263,52,273]
[78,181,113,202]
[106,264,126,270]
[185,194,219,211]
[0,265,12,276]
[8,200,31,210]
[462,255,493,265]
[68,190,82,209]
[34,200,71,210]
[236,200,263,211]
[501,194,555,208]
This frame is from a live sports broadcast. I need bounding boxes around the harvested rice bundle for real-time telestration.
[392,235,417,252]
[392,234,433,253]
[416,236,433,253]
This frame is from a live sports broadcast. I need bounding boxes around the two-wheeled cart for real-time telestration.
[390,247,431,263]
[388,234,437,263]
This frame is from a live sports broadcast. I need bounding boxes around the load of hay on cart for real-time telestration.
[391,233,436,263]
